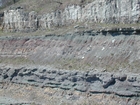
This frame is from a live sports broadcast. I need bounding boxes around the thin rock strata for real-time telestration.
[0,30,140,72]
[0,66,140,97]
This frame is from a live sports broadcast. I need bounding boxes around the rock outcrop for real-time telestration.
[3,8,38,32]
[0,30,140,104]
[2,0,140,32]
[0,66,140,97]
[0,30,140,72]
[0,12,4,26]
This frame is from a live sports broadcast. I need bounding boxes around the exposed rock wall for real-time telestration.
[0,66,140,97]
[3,0,140,32]
[3,9,38,32]
[0,12,4,26]
[0,30,140,72]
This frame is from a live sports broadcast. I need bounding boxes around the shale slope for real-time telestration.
[0,29,140,72]
[0,29,140,105]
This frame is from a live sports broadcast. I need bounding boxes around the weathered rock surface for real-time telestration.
[0,30,139,104]
[2,0,140,32]
[0,1,140,104]
[3,9,38,32]
[0,30,140,72]
[0,66,140,97]
[1,82,139,105]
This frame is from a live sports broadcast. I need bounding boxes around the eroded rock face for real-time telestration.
[0,30,140,72]
[0,30,140,98]
[2,0,140,32]
[3,9,38,32]
[0,66,140,97]
[0,12,4,26]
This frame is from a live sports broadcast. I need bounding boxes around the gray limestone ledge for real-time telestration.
[0,66,140,97]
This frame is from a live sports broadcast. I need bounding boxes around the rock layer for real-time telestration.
[0,66,140,97]
[0,30,140,72]
[2,0,140,32]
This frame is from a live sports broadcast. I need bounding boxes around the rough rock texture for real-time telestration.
[0,29,140,104]
[2,0,140,31]
[0,29,140,72]
[1,82,140,105]
[0,1,140,104]
[0,12,4,26]
[3,9,38,32]
[0,66,140,97]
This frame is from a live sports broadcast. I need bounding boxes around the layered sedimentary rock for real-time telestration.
[0,1,140,104]
[2,0,140,32]
[0,29,140,72]
[0,30,140,104]
[0,66,140,97]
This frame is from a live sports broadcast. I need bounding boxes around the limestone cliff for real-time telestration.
[2,0,140,32]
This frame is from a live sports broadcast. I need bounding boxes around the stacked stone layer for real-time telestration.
[0,66,140,97]
[3,0,140,32]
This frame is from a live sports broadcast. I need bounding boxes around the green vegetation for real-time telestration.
[0,55,139,73]
[0,56,34,65]
[49,58,93,71]
[0,22,139,37]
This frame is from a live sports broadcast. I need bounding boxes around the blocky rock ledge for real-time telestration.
[0,66,140,97]
[3,0,140,32]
